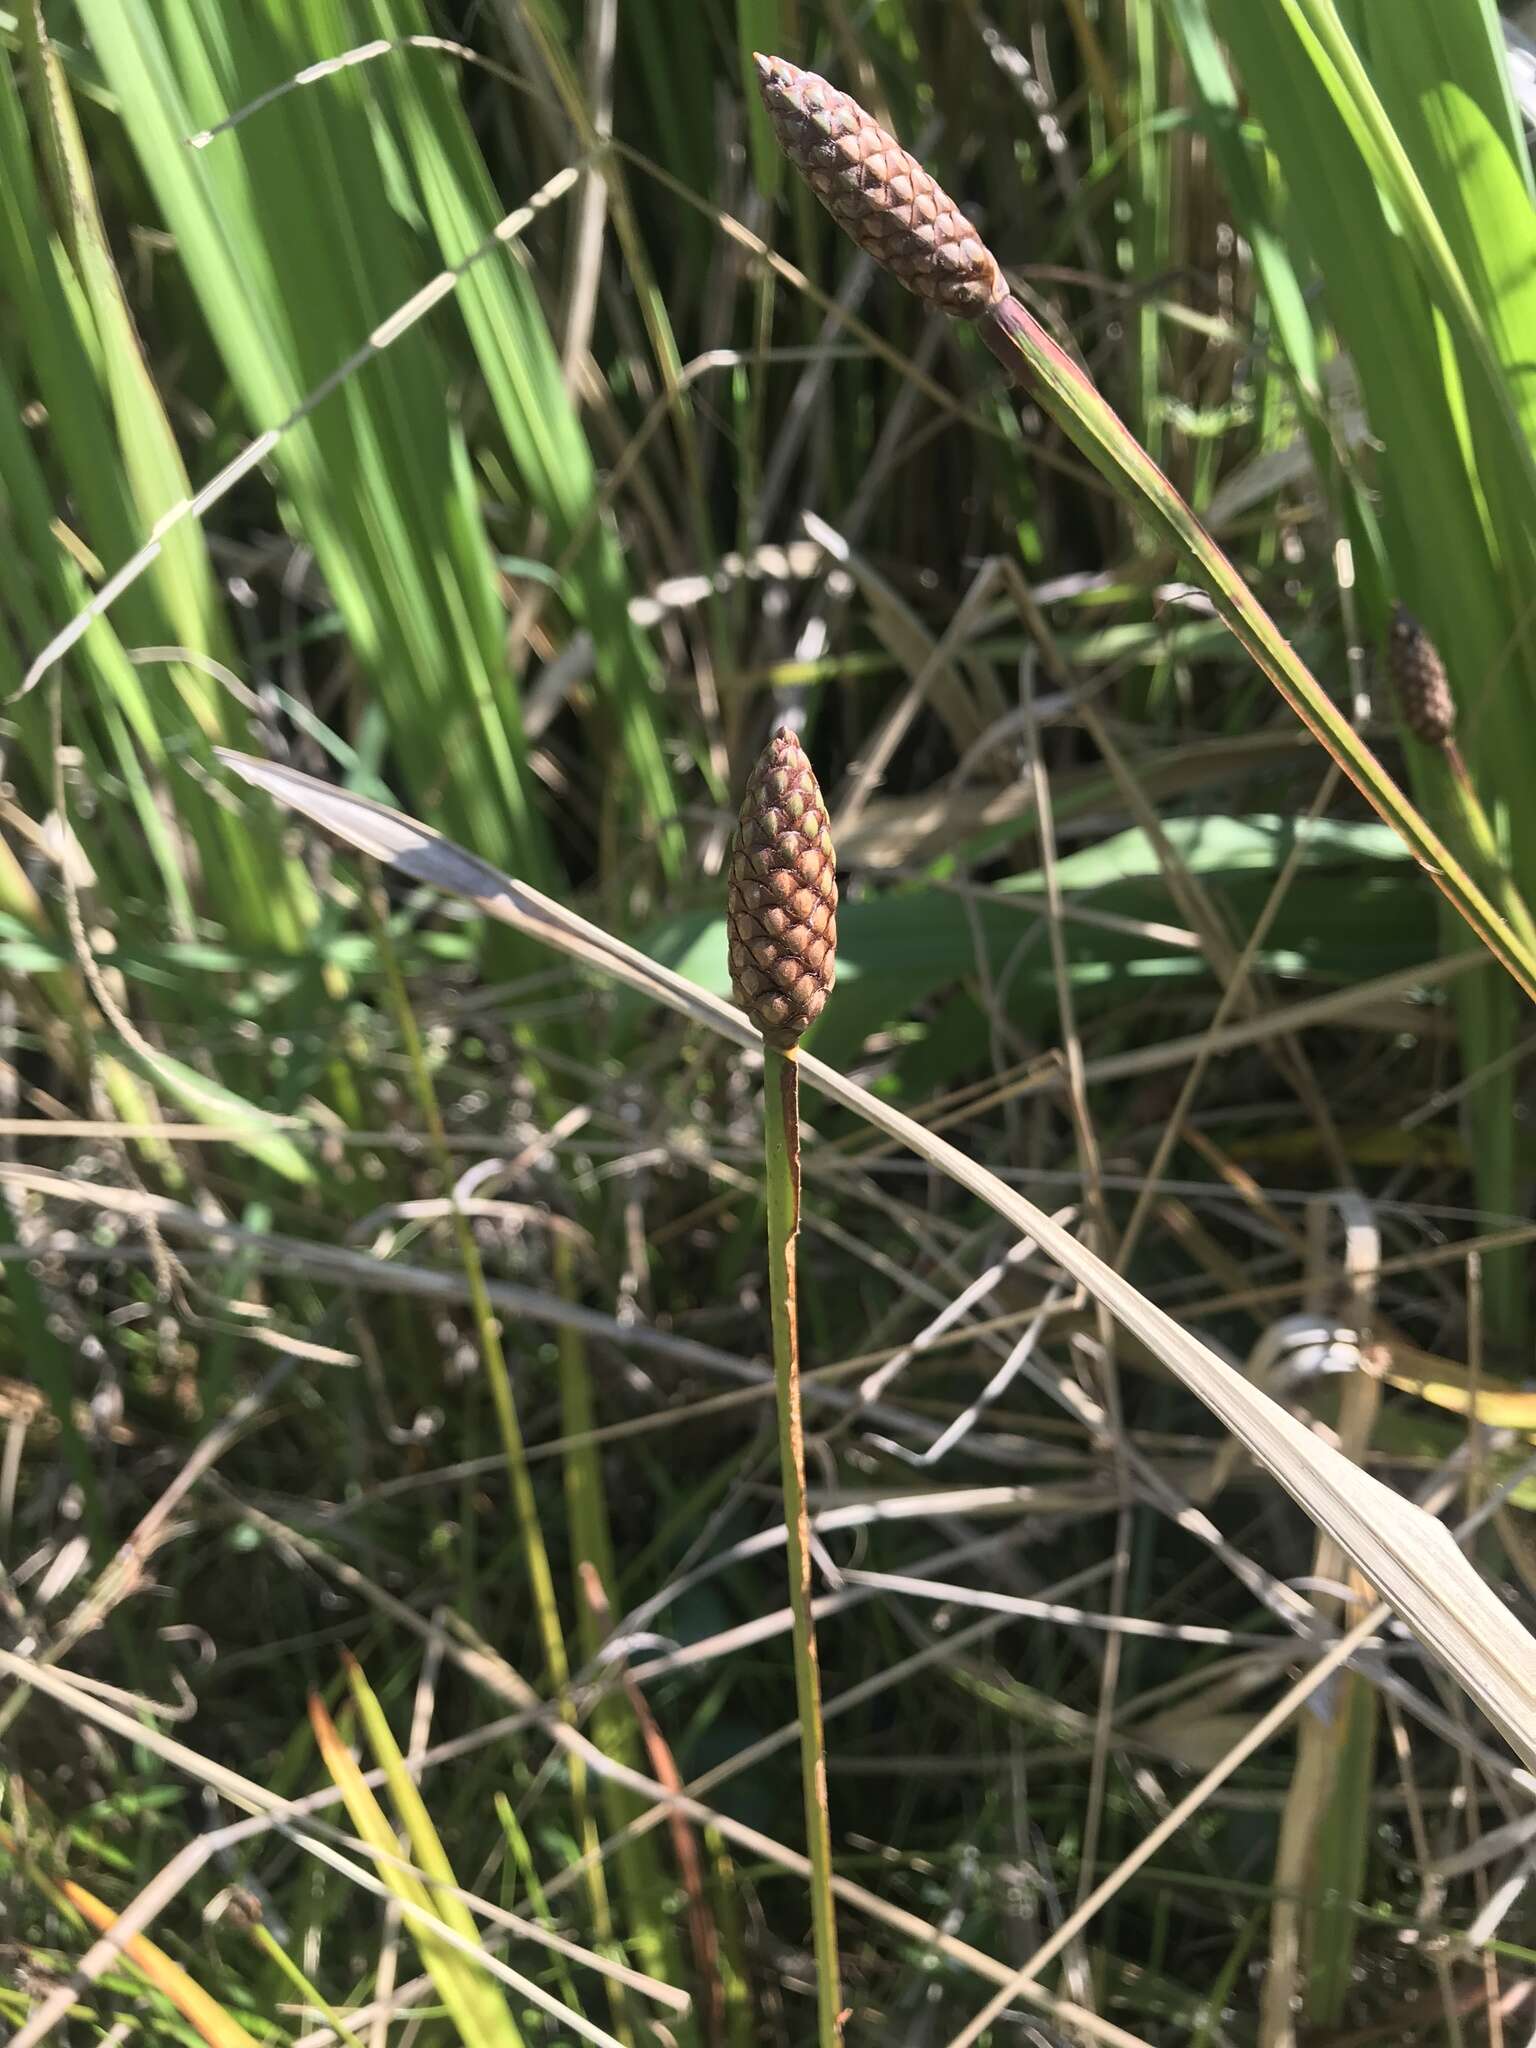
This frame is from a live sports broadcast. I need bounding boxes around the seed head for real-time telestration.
[727,728,838,1048]
[753,53,1006,318]
[1388,604,1456,748]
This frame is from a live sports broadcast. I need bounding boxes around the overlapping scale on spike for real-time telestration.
[727,728,838,1047]
[754,53,1006,318]
[1389,604,1456,748]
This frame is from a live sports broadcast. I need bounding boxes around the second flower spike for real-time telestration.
[754,53,1006,318]
[727,728,838,1048]
[1388,605,1456,750]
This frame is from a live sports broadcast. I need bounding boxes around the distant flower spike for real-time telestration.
[753,53,1006,318]
[1389,604,1456,749]
[728,728,838,1048]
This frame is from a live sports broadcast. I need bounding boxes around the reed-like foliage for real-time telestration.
[1168,0,1536,1332]
[7,6,1536,2042]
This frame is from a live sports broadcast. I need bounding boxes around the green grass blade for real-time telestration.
[1282,0,1536,522]
[360,0,684,879]
[74,0,555,885]
[309,1681,529,2048]
[0,42,312,946]
[1201,0,1536,1328]
[736,0,784,201]
[553,1237,693,2033]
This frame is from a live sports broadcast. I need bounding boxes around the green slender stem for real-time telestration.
[249,1923,368,2048]
[1440,742,1536,957]
[556,1234,676,2035]
[762,1045,842,2048]
[979,293,1536,1005]
[369,887,564,1684]
[369,887,633,2018]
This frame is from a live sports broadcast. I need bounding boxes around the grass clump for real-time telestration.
[6,7,1536,2047]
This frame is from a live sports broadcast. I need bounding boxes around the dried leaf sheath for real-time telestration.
[753,53,1006,317]
[727,728,838,1047]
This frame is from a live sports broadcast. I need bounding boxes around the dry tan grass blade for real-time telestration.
[213,750,1536,1775]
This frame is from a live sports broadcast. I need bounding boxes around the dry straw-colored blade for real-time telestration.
[45,1867,262,2048]
[215,750,1536,1775]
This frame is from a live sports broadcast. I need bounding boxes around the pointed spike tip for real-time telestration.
[748,57,1006,318]
[727,730,838,1049]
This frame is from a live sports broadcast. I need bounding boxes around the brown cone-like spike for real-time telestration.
[753,53,1006,318]
[1389,604,1456,748]
[728,728,838,1048]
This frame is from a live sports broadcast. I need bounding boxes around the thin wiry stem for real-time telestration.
[762,1045,843,2048]
[367,886,565,1690]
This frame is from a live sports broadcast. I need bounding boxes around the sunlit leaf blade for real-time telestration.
[128,1049,314,1185]
[354,0,684,878]
[73,0,553,886]
[1194,0,1536,1330]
